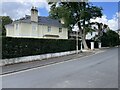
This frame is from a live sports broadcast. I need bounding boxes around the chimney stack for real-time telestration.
[31,6,38,22]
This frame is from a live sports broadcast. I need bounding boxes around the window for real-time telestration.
[48,26,51,32]
[32,25,37,31]
[16,24,19,30]
[59,28,62,33]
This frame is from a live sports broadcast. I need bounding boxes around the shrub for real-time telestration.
[2,37,99,59]
[101,30,119,47]
[2,37,76,59]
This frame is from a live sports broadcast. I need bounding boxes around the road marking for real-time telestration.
[1,50,106,77]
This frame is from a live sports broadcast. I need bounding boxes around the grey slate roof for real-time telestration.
[15,15,63,27]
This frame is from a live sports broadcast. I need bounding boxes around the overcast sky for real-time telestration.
[1,0,120,30]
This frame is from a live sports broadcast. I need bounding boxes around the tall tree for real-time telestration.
[49,2,103,49]
[0,16,13,36]
[100,30,119,47]
[92,22,109,42]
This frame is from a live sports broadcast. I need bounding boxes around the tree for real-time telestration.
[101,30,119,47]
[0,16,13,36]
[92,22,109,42]
[49,2,103,49]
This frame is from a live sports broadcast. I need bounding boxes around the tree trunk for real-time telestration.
[82,33,89,50]
[82,2,89,50]
[78,22,89,50]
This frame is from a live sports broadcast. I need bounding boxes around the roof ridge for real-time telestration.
[12,15,63,27]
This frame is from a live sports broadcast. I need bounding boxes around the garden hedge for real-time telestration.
[2,37,99,59]
[2,37,77,59]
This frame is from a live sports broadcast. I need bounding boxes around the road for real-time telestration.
[2,48,118,88]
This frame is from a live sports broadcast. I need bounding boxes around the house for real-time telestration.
[69,24,100,40]
[5,7,68,39]
[68,31,81,39]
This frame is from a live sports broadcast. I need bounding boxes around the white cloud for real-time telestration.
[1,0,119,31]
[90,12,119,31]
[0,0,50,20]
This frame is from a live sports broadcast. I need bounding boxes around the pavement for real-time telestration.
[1,47,118,88]
[1,49,99,75]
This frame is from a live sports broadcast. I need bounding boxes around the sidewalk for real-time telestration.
[1,49,102,75]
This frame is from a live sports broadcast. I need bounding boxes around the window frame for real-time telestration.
[32,24,37,31]
[59,27,62,33]
[48,26,51,32]
[16,23,19,30]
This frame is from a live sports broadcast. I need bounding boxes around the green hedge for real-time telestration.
[100,31,120,47]
[2,37,76,59]
[2,37,100,59]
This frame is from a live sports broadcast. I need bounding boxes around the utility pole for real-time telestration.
[76,30,79,54]
[80,22,83,53]
[80,38,83,52]
[75,20,83,54]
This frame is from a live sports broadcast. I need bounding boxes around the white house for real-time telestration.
[5,7,68,39]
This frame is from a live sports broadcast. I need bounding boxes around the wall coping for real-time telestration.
[0,50,79,66]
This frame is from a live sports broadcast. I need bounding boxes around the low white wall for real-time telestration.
[0,50,77,66]
[91,42,94,50]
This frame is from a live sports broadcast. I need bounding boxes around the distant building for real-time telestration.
[69,31,98,40]
[68,31,81,39]
[5,7,68,39]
